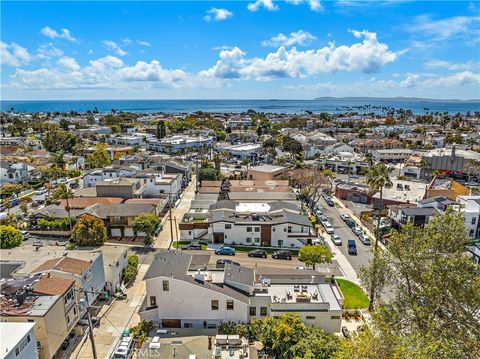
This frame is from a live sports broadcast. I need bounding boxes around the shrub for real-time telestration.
[0,225,23,249]
[71,214,107,246]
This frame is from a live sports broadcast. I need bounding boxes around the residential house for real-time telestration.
[0,162,36,184]
[0,275,76,359]
[371,149,414,162]
[146,135,214,154]
[457,196,480,240]
[96,178,146,199]
[0,323,38,359]
[139,251,342,333]
[133,171,183,201]
[83,166,138,188]
[425,177,471,201]
[247,165,287,181]
[217,143,262,160]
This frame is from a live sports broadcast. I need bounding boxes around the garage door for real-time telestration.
[111,228,122,237]
[124,228,135,237]
[161,319,181,328]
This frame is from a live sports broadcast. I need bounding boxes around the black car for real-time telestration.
[345,218,356,227]
[61,338,70,350]
[248,249,267,258]
[216,259,240,268]
[272,250,292,260]
[181,242,202,250]
[69,182,80,189]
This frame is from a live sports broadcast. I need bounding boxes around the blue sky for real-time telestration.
[1,1,479,100]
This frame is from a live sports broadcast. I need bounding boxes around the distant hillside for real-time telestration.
[313,96,479,103]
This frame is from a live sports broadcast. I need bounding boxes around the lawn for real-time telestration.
[335,278,370,309]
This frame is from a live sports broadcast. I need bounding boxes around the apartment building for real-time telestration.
[180,200,315,248]
[146,135,214,153]
[0,275,77,359]
[139,251,342,333]
[0,323,38,359]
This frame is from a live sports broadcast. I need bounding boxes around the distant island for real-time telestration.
[313,96,480,103]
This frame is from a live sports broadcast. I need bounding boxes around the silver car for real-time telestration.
[330,234,342,246]
[352,227,363,236]
[359,234,371,245]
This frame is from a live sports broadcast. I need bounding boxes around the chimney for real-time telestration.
[15,290,27,306]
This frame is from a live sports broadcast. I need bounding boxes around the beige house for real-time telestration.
[0,274,78,359]
[247,165,287,180]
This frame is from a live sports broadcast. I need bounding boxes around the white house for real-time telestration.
[146,135,214,154]
[180,200,316,248]
[0,323,38,359]
[134,172,183,201]
[457,196,480,239]
[83,166,138,188]
[0,162,36,184]
[217,143,262,160]
[139,251,342,333]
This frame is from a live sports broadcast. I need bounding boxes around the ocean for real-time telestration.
[1,99,479,114]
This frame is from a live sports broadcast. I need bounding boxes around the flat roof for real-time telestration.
[373,179,426,203]
[248,165,286,173]
[0,323,35,357]
[235,202,271,213]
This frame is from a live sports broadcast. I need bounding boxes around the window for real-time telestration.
[260,307,267,316]
[249,307,256,316]
[183,323,193,328]
[225,224,232,229]
[162,280,169,291]
[283,227,286,232]
[27,319,34,323]
[306,316,315,320]
[150,296,157,307]
[211,300,219,310]
[254,238,260,244]
[254,227,260,232]
[472,217,476,225]
[469,229,475,237]
[246,237,252,243]
[278,240,284,247]
[226,300,234,310]
[272,227,276,232]
[246,227,252,232]
[331,315,341,320]
[288,226,292,233]
[188,231,192,235]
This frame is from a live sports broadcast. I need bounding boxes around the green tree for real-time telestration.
[53,184,75,233]
[71,214,107,246]
[323,169,336,192]
[132,213,160,245]
[42,129,78,153]
[87,143,111,169]
[298,245,332,270]
[350,209,480,359]
[365,163,393,310]
[156,120,167,139]
[282,136,304,160]
[198,167,217,181]
[0,225,22,248]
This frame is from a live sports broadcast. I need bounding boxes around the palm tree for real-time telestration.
[365,163,393,311]
[53,184,75,234]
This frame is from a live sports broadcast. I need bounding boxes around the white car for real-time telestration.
[21,230,29,240]
[330,234,342,246]
[324,222,334,234]
[352,227,363,236]
[35,187,47,195]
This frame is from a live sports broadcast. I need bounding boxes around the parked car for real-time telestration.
[248,249,267,258]
[340,214,351,222]
[21,230,29,240]
[319,215,328,224]
[324,196,334,207]
[330,234,342,246]
[345,218,356,227]
[33,239,44,247]
[215,246,236,256]
[359,234,371,245]
[272,250,292,260]
[35,187,47,195]
[216,259,240,268]
[31,200,41,208]
[324,222,334,234]
[69,182,79,189]
[181,242,202,250]
[347,240,357,255]
[352,227,363,236]
[10,199,19,206]
[61,338,70,350]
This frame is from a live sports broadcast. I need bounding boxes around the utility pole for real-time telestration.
[168,193,174,250]
[83,290,98,359]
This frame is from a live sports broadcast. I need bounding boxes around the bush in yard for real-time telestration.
[71,214,107,246]
[123,255,139,284]
[0,225,23,249]
[132,213,160,245]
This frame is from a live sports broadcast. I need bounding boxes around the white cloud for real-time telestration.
[119,60,188,83]
[262,30,316,47]
[204,7,234,21]
[102,40,127,56]
[202,30,398,80]
[57,56,81,71]
[36,43,64,59]
[247,0,278,12]
[407,15,480,41]
[0,41,31,67]
[40,26,77,42]
[425,59,479,71]
[286,0,323,12]
[137,40,151,47]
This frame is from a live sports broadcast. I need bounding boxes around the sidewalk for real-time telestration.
[71,263,149,359]
[154,175,197,249]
